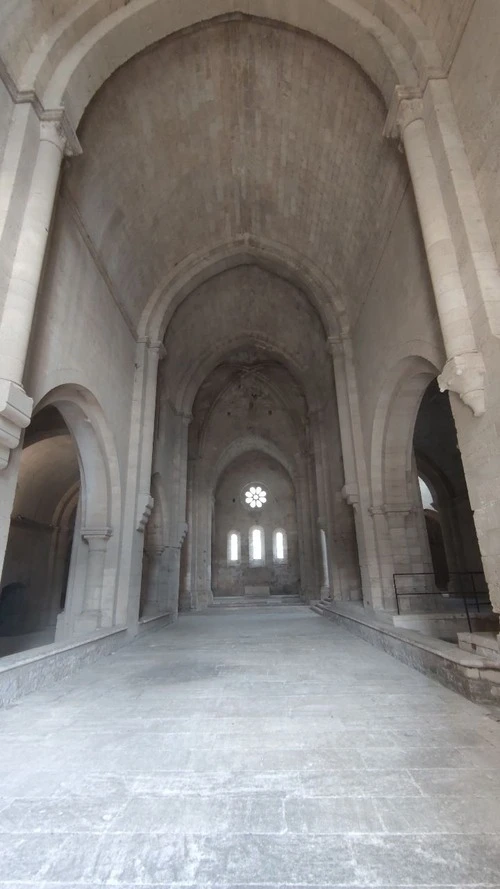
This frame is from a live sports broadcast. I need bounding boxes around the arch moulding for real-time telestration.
[140,237,346,346]
[8,1,439,126]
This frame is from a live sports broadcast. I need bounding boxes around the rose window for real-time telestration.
[245,486,267,509]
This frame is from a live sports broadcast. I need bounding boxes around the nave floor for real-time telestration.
[1,606,500,887]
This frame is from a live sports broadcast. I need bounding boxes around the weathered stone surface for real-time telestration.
[1,608,500,886]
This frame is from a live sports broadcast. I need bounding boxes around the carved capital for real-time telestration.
[137,493,154,532]
[0,380,33,470]
[384,86,423,141]
[81,527,112,549]
[438,352,486,417]
[39,112,82,157]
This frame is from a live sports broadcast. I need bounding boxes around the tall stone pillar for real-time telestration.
[0,120,79,469]
[76,528,112,633]
[385,92,485,418]
[117,339,165,630]
[386,88,500,625]
[141,544,166,617]
[307,408,334,600]
[328,336,383,609]
[0,116,80,582]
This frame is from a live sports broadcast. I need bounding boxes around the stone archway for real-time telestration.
[0,406,80,655]
[371,357,488,616]
[30,386,120,641]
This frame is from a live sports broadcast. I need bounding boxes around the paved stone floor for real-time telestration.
[1,607,500,887]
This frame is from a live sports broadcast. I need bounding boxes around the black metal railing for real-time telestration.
[393,572,491,633]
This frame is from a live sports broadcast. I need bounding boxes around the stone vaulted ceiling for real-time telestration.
[62,17,408,329]
[0,1,472,88]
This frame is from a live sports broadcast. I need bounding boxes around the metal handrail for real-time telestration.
[392,572,491,633]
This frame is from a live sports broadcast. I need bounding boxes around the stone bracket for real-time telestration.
[438,352,486,417]
[342,484,360,508]
[137,494,154,532]
[0,380,33,470]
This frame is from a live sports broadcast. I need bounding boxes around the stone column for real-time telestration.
[116,338,165,629]
[293,462,317,602]
[385,91,486,418]
[76,528,112,633]
[0,119,79,469]
[164,526,188,617]
[141,544,166,617]
[180,455,196,612]
[307,409,334,599]
[328,335,383,609]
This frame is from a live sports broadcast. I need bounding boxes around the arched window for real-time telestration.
[273,529,287,564]
[249,527,265,564]
[418,477,437,512]
[227,531,240,565]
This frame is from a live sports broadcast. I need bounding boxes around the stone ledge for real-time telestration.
[312,601,500,706]
[137,611,174,634]
[0,627,128,708]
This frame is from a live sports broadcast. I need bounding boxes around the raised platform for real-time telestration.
[0,612,174,707]
[313,600,500,706]
[392,611,497,642]
[458,631,500,659]
[210,595,303,609]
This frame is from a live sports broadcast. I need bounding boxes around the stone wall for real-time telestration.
[213,452,300,597]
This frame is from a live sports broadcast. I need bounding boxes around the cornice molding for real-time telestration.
[0,55,81,156]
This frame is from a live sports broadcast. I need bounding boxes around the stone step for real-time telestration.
[457,631,500,659]
[210,595,303,609]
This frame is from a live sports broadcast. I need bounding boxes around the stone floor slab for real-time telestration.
[1,607,500,886]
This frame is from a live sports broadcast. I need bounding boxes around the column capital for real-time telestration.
[384,86,424,141]
[438,352,486,417]
[0,380,33,469]
[327,336,344,359]
[81,527,112,547]
[138,337,167,361]
[39,112,82,157]
[172,406,193,426]
[149,340,167,361]
[327,332,353,360]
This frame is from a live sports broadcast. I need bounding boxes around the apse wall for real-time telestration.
[213,452,300,598]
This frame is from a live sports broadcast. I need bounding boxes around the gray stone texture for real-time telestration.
[1,607,500,886]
